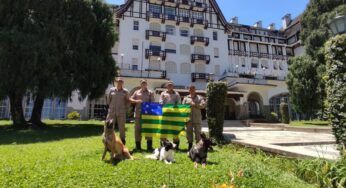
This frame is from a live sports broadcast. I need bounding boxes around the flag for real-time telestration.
[140,102,191,138]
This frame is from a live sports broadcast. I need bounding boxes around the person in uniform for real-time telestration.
[159,81,181,150]
[182,85,206,150]
[106,77,141,145]
[131,79,155,151]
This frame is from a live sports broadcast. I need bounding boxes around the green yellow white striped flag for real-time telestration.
[140,102,191,138]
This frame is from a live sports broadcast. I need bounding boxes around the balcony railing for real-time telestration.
[177,16,190,25]
[191,18,208,29]
[120,68,167,79]
[191,73,214,82]
[178,0,191,9]
[272,54,287,60]
[250,52,271,59]
[145,49,166,60]
[192,2,207,11]
[149,0,163,5]
[162,14,177,23]
[230,50,248,56]
[230,50,288,60]
[190,36,209,46]
[191,54,210,64]
[146,12,163,21]
[145,30,166,41]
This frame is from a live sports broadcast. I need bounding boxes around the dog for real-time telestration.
[188,133,216,168]
[102,119,135,162]
[146,140,176,164]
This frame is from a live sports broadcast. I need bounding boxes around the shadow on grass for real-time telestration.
[0,123,104,145]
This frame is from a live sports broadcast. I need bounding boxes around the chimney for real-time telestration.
[254,21,262,28]
[230,16,238,24]
[282,13,291,29]
[267,23,276,30]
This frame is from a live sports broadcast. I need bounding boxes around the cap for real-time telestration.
[115,77,124,82]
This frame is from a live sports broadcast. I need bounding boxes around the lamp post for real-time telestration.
[120,53,124,69]
[328,14,346,36]
[235,64,239,73]
[157,57,161,70]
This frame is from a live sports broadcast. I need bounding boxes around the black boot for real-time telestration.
[133,141,141,152]
[174,141,180,151]
[188,143,193,151]
[121,138,126,145]
[147,140,154,152]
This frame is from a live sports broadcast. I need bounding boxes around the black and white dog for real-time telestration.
[188,133,216,168]
[146,140,176,164]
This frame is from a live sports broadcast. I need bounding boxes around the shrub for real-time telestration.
[67,111,80,120]
[324,33,346,147]
[206,82,227,142]
[268,112,278,122]
[280,101,290,124]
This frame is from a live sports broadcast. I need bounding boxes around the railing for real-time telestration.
[177,16,190,25]
[178,0,191,9]
[192,2,206,11]
[145,49,166,60]
[146,12,163,21]
[163,14,177,23]
[145,30,166,41]
[191,18,208,29]
[191,73,214,82]
[190,36,209,46]
[230,50,248,56]
[230,50,288,60]
[250,52,271,59]
[191,54,210,64]
[164,0,177,6]
[272,54,287,60]
[120,69,167,79]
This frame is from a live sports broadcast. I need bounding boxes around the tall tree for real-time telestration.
[286,55,322,119]
[0,0,38,128]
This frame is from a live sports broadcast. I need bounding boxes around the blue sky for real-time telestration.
[105,0,309,28]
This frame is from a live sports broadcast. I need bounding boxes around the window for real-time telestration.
[180,44,190,55]
[179,9,189,17]
[191,11,203,19]
[243,34,252,40]
[180,63,191,74]
[165,61,177,73]
[149,23,161,31]
[149,4,161,14]
[180,28,189,37]
[241,58,246,67]
[165,25,176,35]
[286,47,294,56]
[165,42,177,54]
[133,21,139,30]
[214,48,219,58]
[132,39,139,50]
[249,43,258,52]
[132,65,138,70]
[251,59,258,68]
[213,31,218,40]
[132,58,138,70]
[259,44,268,53]
[261,60,268,69]
[195,63,206,73]
[232,33,240,39]
[133,45,139,50]
[273,61,278,70]
[253,36,261,42]
[149,60,160,70]
[272,46,283,55]
[164,7,176,15]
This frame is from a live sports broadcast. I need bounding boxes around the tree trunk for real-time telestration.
[9,92,28,129]
[29,92,45,127]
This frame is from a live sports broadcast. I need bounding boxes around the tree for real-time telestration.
[324,34,346,147]
[0,0,39,128]
[286,55,322,119]
[206,82,227,142]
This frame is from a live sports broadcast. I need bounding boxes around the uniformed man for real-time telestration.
[131,79,155,151]
[159,81,181,150]
[106,77,141,145]
[182,85,206,150]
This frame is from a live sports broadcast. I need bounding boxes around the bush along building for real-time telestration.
[0,0,303,121]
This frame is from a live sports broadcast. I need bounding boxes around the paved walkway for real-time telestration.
[201,121,339,160]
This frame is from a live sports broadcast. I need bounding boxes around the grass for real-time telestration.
[289,120,331,127]
[0,120,318,188]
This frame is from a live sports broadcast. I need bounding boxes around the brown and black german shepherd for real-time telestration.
[102,119,135,162]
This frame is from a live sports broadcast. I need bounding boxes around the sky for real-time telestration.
[105,0,309,29]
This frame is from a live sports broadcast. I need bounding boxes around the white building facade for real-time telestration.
[0,0,303,120]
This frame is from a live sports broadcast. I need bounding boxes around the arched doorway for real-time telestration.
[247,92,263,118]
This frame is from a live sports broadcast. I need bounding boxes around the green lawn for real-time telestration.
[289,120,330,127]
[0,120,317,188]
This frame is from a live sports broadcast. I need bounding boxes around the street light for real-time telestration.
[328,14,346,36]
[120,53,124,69]
[235,64,239,73]
[157,57,161,71]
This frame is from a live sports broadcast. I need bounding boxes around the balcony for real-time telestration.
[164,0,177,7]
[190,36,209,46]
[177,16,190,26]
[145,49,166,60]
[145,30,166,41]
[149,0,163,5]
[230,50,248,56]
[146,12,163,22]
[191,73,214,82]
[178,0,191,9]
[162,14,177,24]
[192,2,207,11]
[250,52,271,59]
[191,54,210,64]
[191,18,208,29]
[120,69,167,79]
[272,54,287,60]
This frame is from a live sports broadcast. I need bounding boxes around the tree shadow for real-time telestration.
[0,123,105,145]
